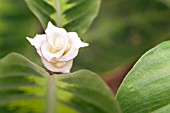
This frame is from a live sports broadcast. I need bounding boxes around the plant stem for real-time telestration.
[46,1,62,112]
[56,0,62,27]
[47,75,56,113]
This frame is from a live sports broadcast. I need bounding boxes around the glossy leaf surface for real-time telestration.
[116,41,170,113]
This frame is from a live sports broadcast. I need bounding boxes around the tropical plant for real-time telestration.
[0,0,169,113]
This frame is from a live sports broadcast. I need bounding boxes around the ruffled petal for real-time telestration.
[68,32,89,48]
[41,59,73,73]
[26,34,46,49]
[55,47,79,62]
[26,34,46,56]
[45,22,69,48]
[40,42,65,61]
[55,32,89,62]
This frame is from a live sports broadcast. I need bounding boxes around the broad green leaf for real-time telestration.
[25,0,101,33]
[0,53,121,113]
[116,41,170,113]
[24,0,56,28]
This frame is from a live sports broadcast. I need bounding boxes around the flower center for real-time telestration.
[54,37,64,49]
[50,47,58,53]
[50,37,64,53]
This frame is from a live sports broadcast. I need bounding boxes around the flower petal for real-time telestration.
[55,47,79,62]
[26,34,46,56]
[40,41,65,61]
[26,34,46,49]
[41,58,73,73]
[55,32,89,62]
[45,22,69,48]
[68,32,89,48]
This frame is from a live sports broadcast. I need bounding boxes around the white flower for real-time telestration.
[26,22,89,73]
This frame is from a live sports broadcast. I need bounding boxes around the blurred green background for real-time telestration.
[1,0,170,77]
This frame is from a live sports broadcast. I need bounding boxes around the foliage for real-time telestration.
[0,40,170,113]
[116,41,170,113]
[74,0,170,74]
[0,53,121,113]
[25,0,101,34]
[0,0,170,113]
[2,0,170,75]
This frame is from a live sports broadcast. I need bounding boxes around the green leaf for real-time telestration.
[25,0,101,33]
[0,53,121,113]
[63,0,101,33]
[116,41,170,113]
[25,0,56,28]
